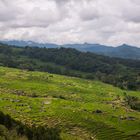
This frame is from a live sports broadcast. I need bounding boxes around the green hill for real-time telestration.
[0,67,140,140]
[0,43,140,91]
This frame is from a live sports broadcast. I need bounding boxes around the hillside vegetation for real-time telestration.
[1,40,140,60]
[0,67,140,140]
[0,43,140,90]
[63,43,140,60]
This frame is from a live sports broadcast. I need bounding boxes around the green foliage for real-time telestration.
[124,94,140,111]
[0,44,139,90]
[0,111,61,140]
[0,67,140,139]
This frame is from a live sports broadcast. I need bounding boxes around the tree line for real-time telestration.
[0,43,139,90]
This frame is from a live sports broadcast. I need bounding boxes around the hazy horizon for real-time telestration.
[1,39,140,48]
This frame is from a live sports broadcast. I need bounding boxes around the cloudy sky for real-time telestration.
[0,0,140,46]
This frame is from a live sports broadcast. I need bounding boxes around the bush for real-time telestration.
[0,111,61,140]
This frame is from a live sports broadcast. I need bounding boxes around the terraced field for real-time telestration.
[0,66,140,140]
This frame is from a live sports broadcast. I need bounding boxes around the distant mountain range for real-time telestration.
[1,40,140,60]
[0,40,58,48]
[64,43,140,60]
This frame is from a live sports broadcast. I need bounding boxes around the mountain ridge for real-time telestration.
[0,40,140,60]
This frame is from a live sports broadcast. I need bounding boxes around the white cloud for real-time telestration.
[0,0,140,47]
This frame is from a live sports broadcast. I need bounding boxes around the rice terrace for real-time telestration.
[0,66,140,140]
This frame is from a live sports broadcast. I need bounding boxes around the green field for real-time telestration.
[0,66,140,140]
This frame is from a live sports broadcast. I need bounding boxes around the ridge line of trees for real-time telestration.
[0,43,139,90]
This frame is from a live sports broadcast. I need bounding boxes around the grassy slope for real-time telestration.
[0,66,140,140]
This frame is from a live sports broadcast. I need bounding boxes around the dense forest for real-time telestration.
[0,43,139,90]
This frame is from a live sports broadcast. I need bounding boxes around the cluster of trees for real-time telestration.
[0,43,140,90]
[124,93,140,111]
[0,111,61,140]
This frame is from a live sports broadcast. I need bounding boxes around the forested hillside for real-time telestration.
[1,40,140,60]
[0,43,139,90]
[63,43,140,60]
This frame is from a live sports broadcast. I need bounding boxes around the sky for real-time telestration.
[0,0,140,47]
